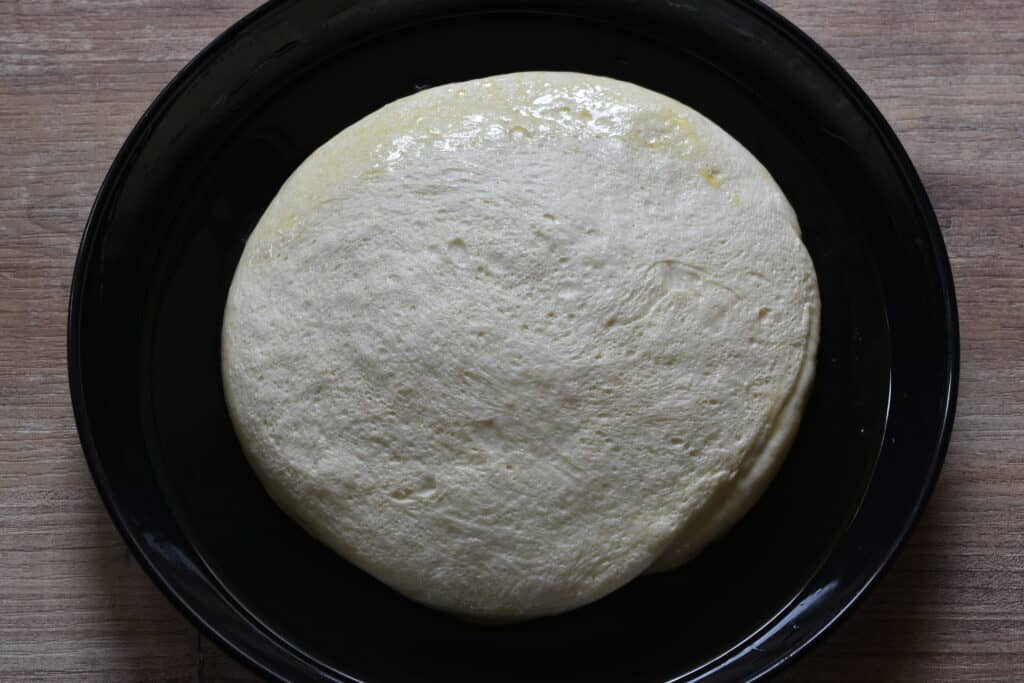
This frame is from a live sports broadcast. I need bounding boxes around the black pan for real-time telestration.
[68,1,959,681]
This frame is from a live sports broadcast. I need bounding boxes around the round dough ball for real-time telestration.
[222,72,819,619]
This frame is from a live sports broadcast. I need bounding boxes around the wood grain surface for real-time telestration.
[1,1,1021,680]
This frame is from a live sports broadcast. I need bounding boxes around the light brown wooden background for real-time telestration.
[2,1,1022,680]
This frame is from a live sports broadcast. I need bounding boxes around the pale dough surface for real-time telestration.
[222,72,820,618]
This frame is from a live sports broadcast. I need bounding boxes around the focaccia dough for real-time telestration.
[222,72,819,619]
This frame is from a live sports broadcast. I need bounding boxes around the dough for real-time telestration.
[222,72,820,619]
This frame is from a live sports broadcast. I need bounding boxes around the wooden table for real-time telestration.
[2,1,1021,680]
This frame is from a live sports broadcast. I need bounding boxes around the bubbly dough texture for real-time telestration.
[222,72,820,619]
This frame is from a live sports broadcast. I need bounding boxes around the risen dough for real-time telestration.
[222,72,819,619]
